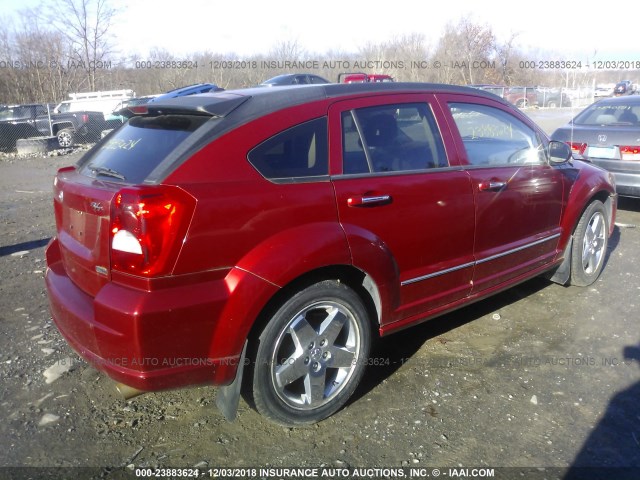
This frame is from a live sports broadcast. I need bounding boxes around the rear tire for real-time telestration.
[251,280,371,426]
[57,128,75,148]
[570,201,608,286]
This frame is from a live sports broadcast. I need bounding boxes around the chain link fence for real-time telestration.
[0,103,126,154]
[469,85,600,110]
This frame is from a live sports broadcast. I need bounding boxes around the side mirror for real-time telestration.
[548,140,572,164]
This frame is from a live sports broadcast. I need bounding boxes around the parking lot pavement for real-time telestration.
[1,132,639,477]
[524,107,577,135]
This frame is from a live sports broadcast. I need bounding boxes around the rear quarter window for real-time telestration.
[248,117,328,181]
[79,114,210,184]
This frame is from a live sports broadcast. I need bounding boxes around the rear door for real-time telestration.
[329,94,475,325]
[441,95,564,292]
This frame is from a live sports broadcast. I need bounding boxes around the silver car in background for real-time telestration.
[551,95,640,197]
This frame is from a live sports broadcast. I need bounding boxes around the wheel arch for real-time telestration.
[245,265,382,352]
[568,189,615,240]
[550,187,615,285]
[209,221,391,383]
[51,122,74,134]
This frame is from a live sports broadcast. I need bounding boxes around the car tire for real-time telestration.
[57,128,75,148]
[570,200,608,286]
[547,100,558,108]
[251,280,371,426]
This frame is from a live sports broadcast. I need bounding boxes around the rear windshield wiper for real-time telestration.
[88,165,126,181]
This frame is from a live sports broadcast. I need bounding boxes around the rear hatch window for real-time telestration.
[79,114,210,184]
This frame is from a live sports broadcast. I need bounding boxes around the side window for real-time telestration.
[449,103,545,166]
[248,117,328,180]
[342,103,447,174]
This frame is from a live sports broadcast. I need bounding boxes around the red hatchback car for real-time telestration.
[45,83,616,426]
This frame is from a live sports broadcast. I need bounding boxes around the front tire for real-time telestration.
[251,280,371,426]
[570,200,608,286]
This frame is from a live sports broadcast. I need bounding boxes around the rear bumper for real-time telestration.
[614,175,640,198]
[45,238,273,392]
[590,159,640,198]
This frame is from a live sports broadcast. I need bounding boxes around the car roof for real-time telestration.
[139,83,511,184]
[149,82,509,119]
[164,83,218,94]
[592,95,640,105]
[266,74,298,79]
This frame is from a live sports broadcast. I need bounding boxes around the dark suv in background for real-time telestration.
[613,80,636,96]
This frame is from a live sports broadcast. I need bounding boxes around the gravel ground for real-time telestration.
[1,112,640,480]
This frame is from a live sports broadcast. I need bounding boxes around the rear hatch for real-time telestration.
[52,95,249,295]
[53,169,120,296]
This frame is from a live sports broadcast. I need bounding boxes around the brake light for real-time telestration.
[82,114,89,123]
[568,142,587,155]
[620,146,640,161]
[128,105,149,115]
[110,185,196,277]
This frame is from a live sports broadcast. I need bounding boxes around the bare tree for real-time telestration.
[41,0,118,91]
[269,39,306,63]
[433,16,496,85]
[361,34,429,82]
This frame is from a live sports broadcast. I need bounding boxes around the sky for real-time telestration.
[0,0,637,61]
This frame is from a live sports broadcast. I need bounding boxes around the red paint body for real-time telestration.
[45,84,616,393]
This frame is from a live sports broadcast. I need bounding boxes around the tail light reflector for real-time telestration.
[110,185,196,277]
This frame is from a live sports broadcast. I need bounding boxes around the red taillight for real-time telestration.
[128,105,149,115]
[568,142,587,155]
[82,114,89,123]
[620,145,640,161]
[110,185,196,277]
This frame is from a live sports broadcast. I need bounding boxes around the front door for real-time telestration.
[443,97,564,292]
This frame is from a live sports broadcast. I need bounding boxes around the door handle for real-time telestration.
[478,181,507,191]
[347,195,392,207]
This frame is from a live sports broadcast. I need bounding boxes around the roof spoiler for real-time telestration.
[119,93,250,119]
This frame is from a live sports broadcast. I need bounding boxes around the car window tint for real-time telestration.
[79,114,210,184]
[449,103,545,166]
[342,103,447,174]
[248,117,328,180]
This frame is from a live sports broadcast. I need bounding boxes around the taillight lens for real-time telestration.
[110,185,196,277]
[568,142,587,155]
[128,105,149,115]
[620,146,640,161]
